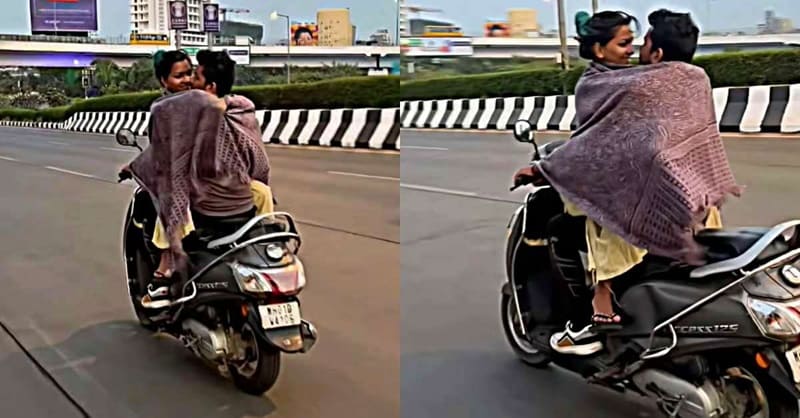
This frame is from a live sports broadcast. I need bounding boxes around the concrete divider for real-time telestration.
[401,84,800,134]
[1,107,400,151]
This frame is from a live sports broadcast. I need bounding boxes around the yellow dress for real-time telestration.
[563,199,722,284]
[152,180,274,249]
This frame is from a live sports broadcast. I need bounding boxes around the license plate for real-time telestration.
[259,302,302,329]
[786,345,800,383]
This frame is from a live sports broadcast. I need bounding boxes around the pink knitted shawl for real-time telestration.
[538,61,743,264]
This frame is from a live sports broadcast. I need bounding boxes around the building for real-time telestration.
[758,10,795,34]
[213,20,264,45]
[129,0,213,46]
[399,0,408,37]
[369,29,393,45]
[317,9,353,46]
[507,9,539,38]
[408,18,454,36]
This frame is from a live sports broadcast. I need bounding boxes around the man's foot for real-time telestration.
[550,321,603,355]
[141,282,173,309]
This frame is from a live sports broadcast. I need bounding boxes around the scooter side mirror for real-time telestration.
[512,120,533,143]
[116,128,138,148]
[512,119,541,160]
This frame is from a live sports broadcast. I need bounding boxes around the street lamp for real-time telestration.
[270,10,291,84]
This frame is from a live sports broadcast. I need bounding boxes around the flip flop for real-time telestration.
[591,313,621,324]
[590,313,624,332]
[153,269,173,279]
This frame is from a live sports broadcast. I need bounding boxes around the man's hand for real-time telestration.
[118,164,133,183]
[511,165,546,191]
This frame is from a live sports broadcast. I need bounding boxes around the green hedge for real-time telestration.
[0,76,400,122]
[402,49,800,100]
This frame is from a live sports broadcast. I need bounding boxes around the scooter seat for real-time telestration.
[695,227,770,263]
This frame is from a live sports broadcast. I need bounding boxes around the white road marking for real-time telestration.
[45,166,99,179]
[328,171,400,181]
[401,145,449,151]
[400,183,477,197]
[48,141,68,146]
[101,147,138,153]
[0,155,19,161]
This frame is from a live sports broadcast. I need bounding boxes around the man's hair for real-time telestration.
[154,49,191,82]
[647,9,699,63]
[196,49,236,97]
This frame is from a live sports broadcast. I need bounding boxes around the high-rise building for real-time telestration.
[399,0,408,38]
[507,9,539,38]
[129,0,212,46]
[213,20,264,45]
[317,9,353,46]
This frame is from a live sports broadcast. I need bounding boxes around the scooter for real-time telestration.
[501,120,800,417]
[116,128,317,396]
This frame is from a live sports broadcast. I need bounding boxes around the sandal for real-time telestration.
[591,313,621,325]
[153,269,173,279]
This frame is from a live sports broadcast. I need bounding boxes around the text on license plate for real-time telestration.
[259,302,302,329]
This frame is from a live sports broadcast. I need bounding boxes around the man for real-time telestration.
[639,9,700,65]
[125,50,272,307]
[513,10,739,355]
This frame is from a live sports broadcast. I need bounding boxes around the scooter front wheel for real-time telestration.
[501,290,551,368]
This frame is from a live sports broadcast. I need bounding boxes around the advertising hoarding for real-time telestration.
[290,23,319,46]
[203,3,219,33]
[30,0,98,33]
[400,37,473,57]
[169,0,188,30]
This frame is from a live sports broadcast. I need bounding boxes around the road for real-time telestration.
[0,127,399,418]
[400,130,800,418]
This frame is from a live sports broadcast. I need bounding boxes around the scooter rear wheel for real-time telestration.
[501,291,551,368]
[228,322,281,395]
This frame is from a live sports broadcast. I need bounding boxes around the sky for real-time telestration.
[409,0,800,36]
[1,0,398,43]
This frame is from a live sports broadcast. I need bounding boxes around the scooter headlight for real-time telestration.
[746,297,800,339]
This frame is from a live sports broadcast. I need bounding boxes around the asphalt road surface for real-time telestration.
[401,130,800,418]
[0,127,399,418]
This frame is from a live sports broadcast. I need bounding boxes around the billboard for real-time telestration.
[203,3,219,33]
[30,0,98,33]
[214,46,250,65]
[400,37,473,57]
[169,0,188,30]
[290,23,318,46]
[485,22,510,37]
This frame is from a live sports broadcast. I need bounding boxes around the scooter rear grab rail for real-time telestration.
[182,231,302,295]
[207,211,299,249]
[640,246,800,360]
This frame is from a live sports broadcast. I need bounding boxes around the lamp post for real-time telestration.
[270,11,291,84]
[556,0,569,70]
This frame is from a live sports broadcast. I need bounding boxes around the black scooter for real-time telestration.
[501,120,800,418]
[116,128,317,396]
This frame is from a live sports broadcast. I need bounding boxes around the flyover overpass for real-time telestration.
[419,34,800,59]
[0,39,399,68]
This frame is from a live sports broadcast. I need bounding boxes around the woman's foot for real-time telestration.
[591,281,621,325]
[154,251,173,278]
